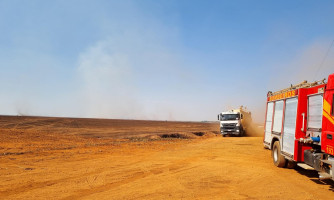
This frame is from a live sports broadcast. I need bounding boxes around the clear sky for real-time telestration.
[1,0,334,122]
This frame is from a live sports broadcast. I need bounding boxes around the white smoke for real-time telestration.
[75,31,193,120]
[77,39,141,119]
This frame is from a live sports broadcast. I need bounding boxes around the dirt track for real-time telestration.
[0,116,333,199]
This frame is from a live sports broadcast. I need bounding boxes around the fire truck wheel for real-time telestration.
[272,141,286,168]
[286,160,297,169]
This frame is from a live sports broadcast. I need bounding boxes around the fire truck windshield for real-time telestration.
[221,114,240,121]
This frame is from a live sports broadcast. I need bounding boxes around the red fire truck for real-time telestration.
[264,73,334,180]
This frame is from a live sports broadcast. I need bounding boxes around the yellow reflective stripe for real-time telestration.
[323,110,334,126]
[324,99,332,114]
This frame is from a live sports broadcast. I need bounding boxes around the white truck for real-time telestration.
[217,106,252,137]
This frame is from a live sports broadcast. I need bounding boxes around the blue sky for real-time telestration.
[0,0,334,122]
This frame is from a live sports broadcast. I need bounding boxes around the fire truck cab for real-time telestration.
[264,73,334,180]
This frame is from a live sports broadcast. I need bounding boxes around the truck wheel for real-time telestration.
[239,132,243,137]
[272,141,286,168]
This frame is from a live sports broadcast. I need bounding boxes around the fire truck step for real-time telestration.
[320,159,333,165]
[297,163,314,170]
[319,172,332,180]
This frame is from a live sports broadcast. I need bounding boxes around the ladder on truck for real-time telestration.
[268,78,326,97]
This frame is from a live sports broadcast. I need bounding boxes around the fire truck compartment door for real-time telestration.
[272,100,284,133]
[308,94,323,130]
[282,98,298,155]
[265,102,274,143]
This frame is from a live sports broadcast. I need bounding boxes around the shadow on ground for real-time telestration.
[294,166,334,191]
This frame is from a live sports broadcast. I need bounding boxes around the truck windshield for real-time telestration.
[221,114,240,121]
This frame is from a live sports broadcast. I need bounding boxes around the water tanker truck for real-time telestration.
[264,73,334,180]
[218,106,252,137]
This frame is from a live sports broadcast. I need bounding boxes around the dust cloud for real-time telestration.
[243,108,264,137]
[246,123,264,137]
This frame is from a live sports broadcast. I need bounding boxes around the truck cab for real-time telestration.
[218,110,244,137]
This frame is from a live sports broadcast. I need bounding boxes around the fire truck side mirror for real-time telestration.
[217,115,220,121]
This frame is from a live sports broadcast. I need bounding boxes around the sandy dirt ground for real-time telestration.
[0,116,333,199]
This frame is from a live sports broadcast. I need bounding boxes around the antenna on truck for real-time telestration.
[314,38,334,79]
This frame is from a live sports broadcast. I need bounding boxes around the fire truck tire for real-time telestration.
[286,160,297,169]
[272,141,286,168]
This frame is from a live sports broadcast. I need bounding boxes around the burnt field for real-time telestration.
[0,115,219,139]
[0,116,333,199]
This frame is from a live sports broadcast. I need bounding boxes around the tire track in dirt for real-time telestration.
[0,158,155,198]
[0,168,105,197]
[61,155,202,199]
